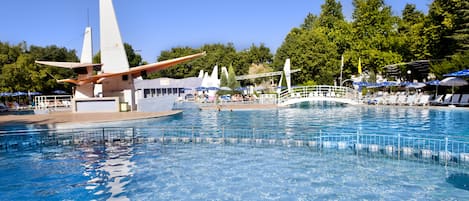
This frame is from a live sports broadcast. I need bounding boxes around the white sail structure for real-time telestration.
[99,0,129,73]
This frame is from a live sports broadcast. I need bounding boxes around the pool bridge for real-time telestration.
[277,85,360,106]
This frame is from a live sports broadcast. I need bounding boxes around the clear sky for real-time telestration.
[0,0,431,63]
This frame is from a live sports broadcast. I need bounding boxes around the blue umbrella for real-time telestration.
[381,81,399,87]
[219,86,232,91]
[12,91,28,97]
[353,81,370,87]
[53,90,68,94]
[405,82,426,89]
[444,69,469,77]
[0,92,12,97]
[426,80,440,86]
[425,80,441,96]
[29,92,42,96]
[208,87,219,90]
[196,87,207,91]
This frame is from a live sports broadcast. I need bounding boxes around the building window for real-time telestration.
[143,89,150,98]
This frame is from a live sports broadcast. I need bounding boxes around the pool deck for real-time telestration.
[0,110,182,129]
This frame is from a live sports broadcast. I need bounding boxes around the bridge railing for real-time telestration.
[278,85,359,105]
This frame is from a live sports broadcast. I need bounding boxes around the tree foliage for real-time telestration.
[2,0,468,93]
[0,42,76,93]
[227,64,240,90]
[148,43,272,80]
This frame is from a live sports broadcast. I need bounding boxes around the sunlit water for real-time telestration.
[1,102,469,200]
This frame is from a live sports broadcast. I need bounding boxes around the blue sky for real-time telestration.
[0,0,431,63]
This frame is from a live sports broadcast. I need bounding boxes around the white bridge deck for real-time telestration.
[278,85,360,106]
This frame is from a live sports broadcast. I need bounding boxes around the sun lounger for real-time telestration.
[405,94,417,106]
[451,94,461,105]
[458,94,469,106]
[430,94,444,105]
[441,94,453,105]
[386,95,398,105]
[397,94,407,105]
[417,94,431,106]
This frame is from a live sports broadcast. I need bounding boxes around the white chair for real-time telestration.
[417,94,430,106]
[430,94,444,105]
[397,94,407,105]
[441,94,453,105]
[405,94,417,106]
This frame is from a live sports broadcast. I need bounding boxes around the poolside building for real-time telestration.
[134,77,202,112]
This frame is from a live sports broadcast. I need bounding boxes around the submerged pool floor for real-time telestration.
[1,142,468,200]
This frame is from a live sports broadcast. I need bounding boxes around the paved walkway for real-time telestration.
[0,110,182,129]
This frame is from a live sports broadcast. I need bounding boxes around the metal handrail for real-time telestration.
[2,127,469,168]
[277,85,359,105]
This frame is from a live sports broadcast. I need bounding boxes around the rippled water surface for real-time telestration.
[2,103,469,200]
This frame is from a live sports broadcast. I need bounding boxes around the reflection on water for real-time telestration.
[79,143,135,201]
[60,103,469,139]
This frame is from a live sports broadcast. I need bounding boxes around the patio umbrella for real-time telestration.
[52,90,68,94]
[440,77,468,94]
[0,92,11,97]
[353,81,369,87]
[196,87,207,91]
[12,91,28,97]
[405,82,426,89]
[29,92,42,96]
[426,80,441,97]
[219,86,232,91]
[444,69,469,77]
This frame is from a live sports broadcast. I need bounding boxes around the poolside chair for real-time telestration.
[430,94,444,105]
[386,95,398,105]
[417,94,431,106]
[441,94,453,105]
[458,94,469,106]
[451,94,461,105]
[397,94,407,105]
[405,94,417,106]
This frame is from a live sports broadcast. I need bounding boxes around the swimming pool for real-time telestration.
[1,141,468,200]
[1,102,469,200]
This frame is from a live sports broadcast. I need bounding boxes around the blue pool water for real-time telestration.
[1,102,469,200]
[1,142,468,200]
[98,103,469,138]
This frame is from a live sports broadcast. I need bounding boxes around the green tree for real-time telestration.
[227,64,240,90]
[300,13,318,31]
[398,4,429,61]
[220,67,228,87]
[92,43,143,67]
[430,51,469,79]
[425,0,468,58]
[349,0,402,74]
[245,43,273,65]
[274,0,349,85]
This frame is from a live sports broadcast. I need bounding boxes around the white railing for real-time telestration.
[34,95,72,111]
[277,85,360,106]
[1,127,469,168]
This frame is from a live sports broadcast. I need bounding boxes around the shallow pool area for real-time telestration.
[1,102,469,200]
[1,141,468,200]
